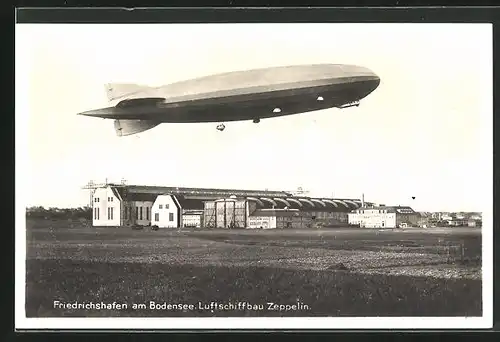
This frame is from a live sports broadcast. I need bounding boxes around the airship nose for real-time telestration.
[342,65,378,79]
[349,65,380,91]
[371,72,381,88]
[339,64,380,98]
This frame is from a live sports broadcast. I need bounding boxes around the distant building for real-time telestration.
[431,212,443,220]
[92,185,155,227]
[151,194,204,228]
[417,213,431,228]
[248,208,312,229]
[150,194,179,228]
[182,210,204,228]
[348,206,420,228]
[447,219,467,227]
[469,214,482,221]
[441,213,454,221]
[468,219,482,227]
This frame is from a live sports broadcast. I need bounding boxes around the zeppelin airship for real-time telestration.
[77,64,380,136]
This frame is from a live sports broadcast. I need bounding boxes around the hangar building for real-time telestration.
[90,184,368,228]
[91,184,288,227]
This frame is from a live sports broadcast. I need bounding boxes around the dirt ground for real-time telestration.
[24,219,483,317]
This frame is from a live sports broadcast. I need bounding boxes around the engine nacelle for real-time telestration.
[114,119,160,137]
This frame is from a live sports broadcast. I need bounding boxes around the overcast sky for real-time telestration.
[16,23,492,212]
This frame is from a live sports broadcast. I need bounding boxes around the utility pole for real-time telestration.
[82,180,96,208]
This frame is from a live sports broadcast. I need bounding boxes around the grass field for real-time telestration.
[25,218,482,317]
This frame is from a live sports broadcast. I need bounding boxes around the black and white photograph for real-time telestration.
[15,22,492,330]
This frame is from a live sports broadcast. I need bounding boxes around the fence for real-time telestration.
[436,239,481,264]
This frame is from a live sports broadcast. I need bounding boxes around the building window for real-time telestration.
[94,208,97,220]
[97,208,99,220]
[110,207,114,220]
[169,213,174,222]
[139,207,143,220]
[155,213,159,221]
[166,204,169,209]
[159,204,163,209]
[136,207,139,220]
[146,207,150,221]
[107,207,110,220]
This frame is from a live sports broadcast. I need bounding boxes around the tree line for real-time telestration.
[26,206,92,220]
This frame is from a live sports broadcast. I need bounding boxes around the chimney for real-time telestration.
[361,193,365,208]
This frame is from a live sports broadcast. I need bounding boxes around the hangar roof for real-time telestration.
[247,197,370,212]
[112,187,157,202]
[109,184,290,199]
[251,209,301,217]
[108,184,371,212]
[174,195,205,210]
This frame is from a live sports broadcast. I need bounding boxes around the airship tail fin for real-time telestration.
[105,83,151,102]
[114,119,160,137]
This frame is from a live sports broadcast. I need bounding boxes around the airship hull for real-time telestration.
[78,64,380,134]
[81,77,379,123]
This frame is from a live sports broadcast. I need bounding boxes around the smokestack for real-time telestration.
[362,193,365,208]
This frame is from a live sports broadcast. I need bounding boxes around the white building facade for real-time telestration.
[248,214,277,229]
[92,186,121,227]
[151,194,181,228]
[182,211,203,228]
[348,206,419,228]
[91,185,156,227]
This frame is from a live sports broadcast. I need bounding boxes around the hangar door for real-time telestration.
[215,200,235,228]
[214,200,246,228]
